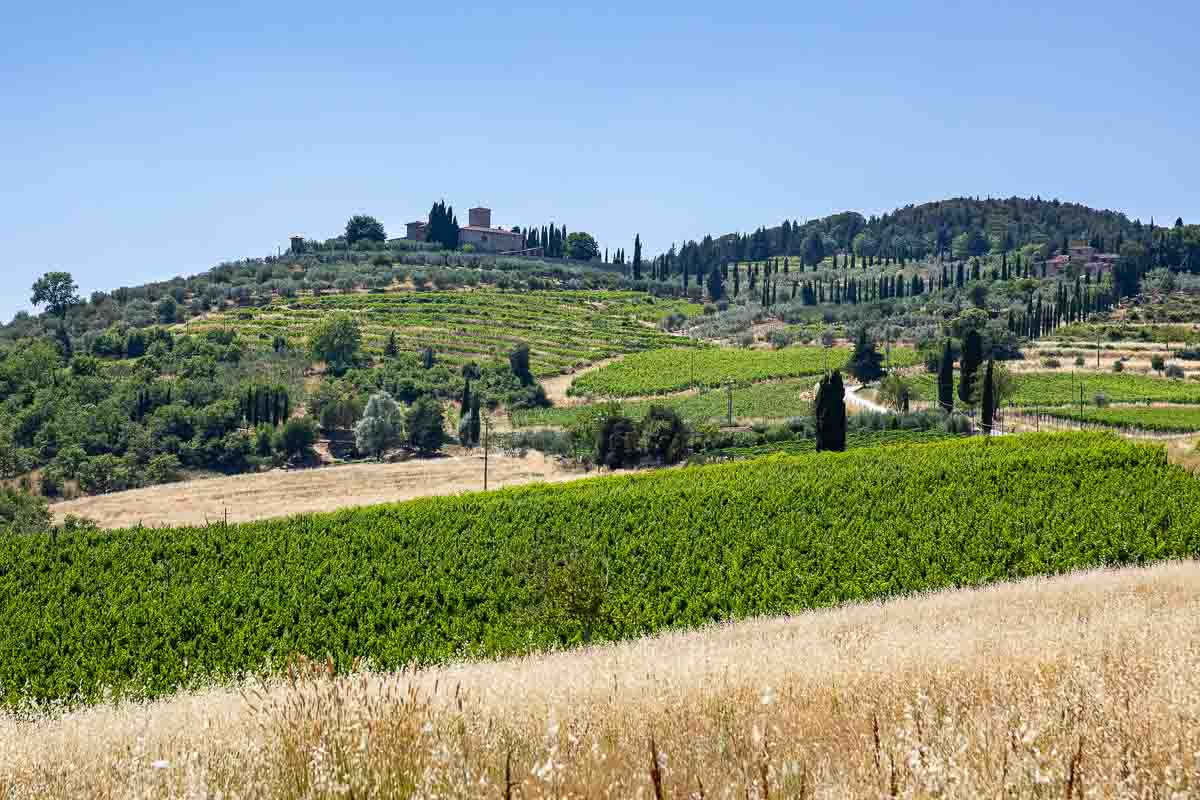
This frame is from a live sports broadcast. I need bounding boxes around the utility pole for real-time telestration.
[482,414,492,491]
[726,381,734,426]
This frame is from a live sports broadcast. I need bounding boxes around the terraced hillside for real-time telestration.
[567,344,921,397]
[184,289,703,376]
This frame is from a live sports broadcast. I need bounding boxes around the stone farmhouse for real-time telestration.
[406,207,528,254]
[1044,242,1120,277]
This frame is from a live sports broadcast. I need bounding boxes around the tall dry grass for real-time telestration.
[3,561,1199,798]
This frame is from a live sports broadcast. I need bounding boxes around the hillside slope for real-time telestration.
[5,560,1197,798]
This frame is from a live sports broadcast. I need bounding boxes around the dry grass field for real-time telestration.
[50,451,578,529]
[4,561,1198,798]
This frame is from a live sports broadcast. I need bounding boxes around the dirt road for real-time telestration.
[52,451,586,530]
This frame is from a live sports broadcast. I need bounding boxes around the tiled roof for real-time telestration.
[461,226,522,235]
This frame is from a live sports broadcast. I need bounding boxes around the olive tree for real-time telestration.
[354,392,405,460]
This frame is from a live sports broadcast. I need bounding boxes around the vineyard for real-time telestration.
[688,428,962,462]
[510,381,814,428]
[568,345,921,397]
[910,370,1200,407]
[183,289,703,376]
[3,433,1198,707]
[1039,405,1200,432]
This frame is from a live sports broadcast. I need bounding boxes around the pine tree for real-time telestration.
[938,340,954,413]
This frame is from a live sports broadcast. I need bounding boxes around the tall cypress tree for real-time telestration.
[981,359,995,433]
[938,340,954,413]
[816,371,847,452]
[632,235,643,281]
[958,329,983,406]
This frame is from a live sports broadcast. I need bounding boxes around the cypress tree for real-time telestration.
[958,329,983,406]
[981,359,995,433]
[815,370,847,452]
[632,234,643,281]
[938,340,954,413]
[383,331,399,358]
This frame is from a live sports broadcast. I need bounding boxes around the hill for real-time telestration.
[4,559,1196,797]
[3,433,1198,706]
[718,196,1158,263]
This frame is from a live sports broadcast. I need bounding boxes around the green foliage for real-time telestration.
[514,381,812,429]
[277,418,317,462]
[958,329,983,406]
[406,397,445,455]
[354,392,405,459]
[308,312,362,372]
[814,370,846,451]
[595,414,640,469]
[1042,405,1200,432]
[344,215,386,246]
[0,487,51,535]
[846,327,884,382]
[877,373,912,412]
[508,343,534,387]
[3,434,1197,705]
[565,231,600,261]
[937,341,954,413]
[195,290,700,379]
[570,346,920,398]
[30,272,80,318]
[639,405,690,465]
[912,370,1200,407]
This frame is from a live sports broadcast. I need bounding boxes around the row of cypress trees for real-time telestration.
[242,385,290,428]
[937,333,1000,431]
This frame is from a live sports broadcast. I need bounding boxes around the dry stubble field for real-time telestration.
[3,561,1198,798]
[50,451,577,529]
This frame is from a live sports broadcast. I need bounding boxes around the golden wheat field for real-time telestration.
[3,561,1199,799]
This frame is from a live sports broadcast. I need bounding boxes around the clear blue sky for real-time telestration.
[3,1,1197,322]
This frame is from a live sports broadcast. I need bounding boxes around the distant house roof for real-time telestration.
[461,226,522,236]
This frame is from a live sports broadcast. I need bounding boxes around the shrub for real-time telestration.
[1166,364,1186,380]
[596,414,640,469]
[144,454,183,485]
[277,418,317,463]
[1041,357,1061,368]
[1074,355,1085,367]
[1112,360,1125,373]
[0,487,51,534]
[406,397,446,455]
[639,406,689,465]
[767,329,795,350]
[355,393,406,460]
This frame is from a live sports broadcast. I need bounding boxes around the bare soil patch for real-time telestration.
[52,451,582,530]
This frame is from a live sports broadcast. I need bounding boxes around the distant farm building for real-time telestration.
[406,206,528,254]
